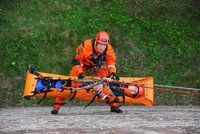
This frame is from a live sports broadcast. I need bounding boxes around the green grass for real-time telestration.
[0,0,199,107]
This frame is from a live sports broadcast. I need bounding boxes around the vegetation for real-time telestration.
[0,0,199,107]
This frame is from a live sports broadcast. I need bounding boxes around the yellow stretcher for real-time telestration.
[23,71,154,106]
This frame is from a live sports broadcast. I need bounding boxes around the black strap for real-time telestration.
[82,41,85,47]
[37,78,52,104]
[35,89,52,104]
[37,92,47,104]
[71,58,81,66]
[63,91,77,105]
[84,94,97,109]
[122,95,126,103]
[53,91,77,106]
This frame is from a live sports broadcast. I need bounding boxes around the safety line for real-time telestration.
[154,84,200,92]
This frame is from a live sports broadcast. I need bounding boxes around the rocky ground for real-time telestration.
[0,106,200,134]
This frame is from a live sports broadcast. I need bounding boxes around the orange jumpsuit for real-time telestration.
[53,39,118,110]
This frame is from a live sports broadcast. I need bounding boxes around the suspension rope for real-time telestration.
[154,84,200,92]
[75,78,200,92]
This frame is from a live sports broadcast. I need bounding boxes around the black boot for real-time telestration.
[111,107,123,113]
[51,109,58,114]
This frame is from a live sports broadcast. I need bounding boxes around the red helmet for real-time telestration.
[95,31,109,44]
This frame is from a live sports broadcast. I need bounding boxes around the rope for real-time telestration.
[62,80,102,91]
[154,84,200,92]
[155,88,200,96]
[75,78,200,92]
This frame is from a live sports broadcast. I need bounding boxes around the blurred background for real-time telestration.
[0,0,199,107]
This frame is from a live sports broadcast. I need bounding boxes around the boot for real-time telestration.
[51,98,65,115]
[51,109,59,114]
[111,107,123,113]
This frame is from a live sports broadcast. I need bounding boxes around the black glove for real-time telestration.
[108,72,120,81]
[78,73,84,79]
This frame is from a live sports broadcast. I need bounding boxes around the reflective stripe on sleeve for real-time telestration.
[108,65,116,69]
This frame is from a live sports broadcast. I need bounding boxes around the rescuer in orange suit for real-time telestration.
[51,31,122,114]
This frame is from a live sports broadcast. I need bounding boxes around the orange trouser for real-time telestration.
[53,66,118,110]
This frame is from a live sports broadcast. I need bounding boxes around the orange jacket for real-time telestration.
[72,39,116,74]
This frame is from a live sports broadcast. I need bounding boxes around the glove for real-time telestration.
[108,72,120,81]
[78,73,84,79]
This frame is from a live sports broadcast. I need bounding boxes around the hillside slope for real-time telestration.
[0,0,199,107]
